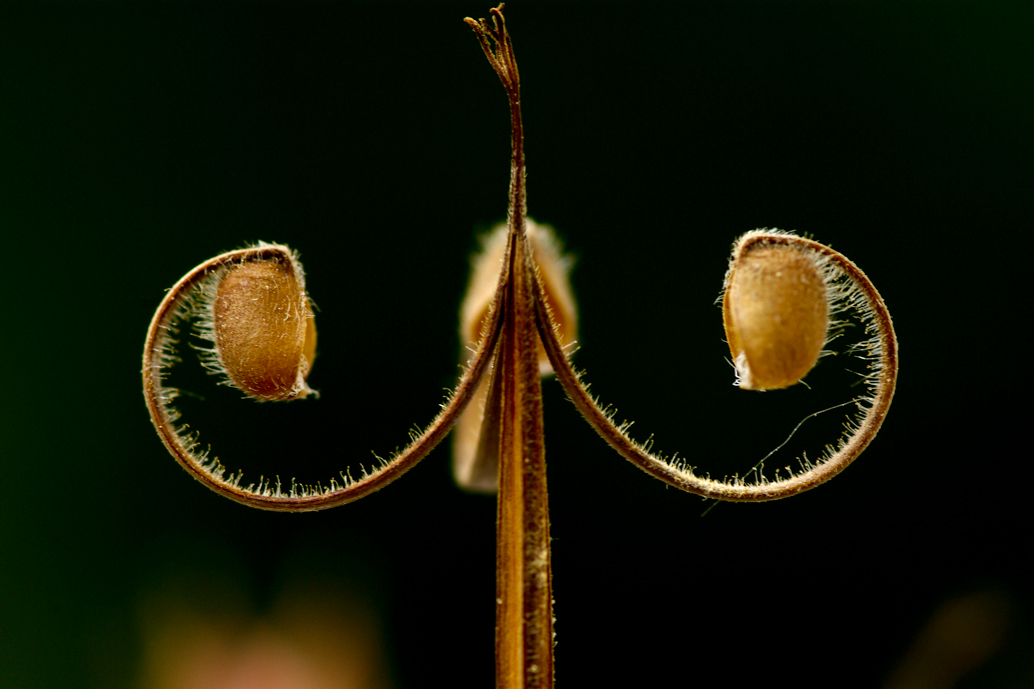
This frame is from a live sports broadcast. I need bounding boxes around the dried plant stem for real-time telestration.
[465,6,554,687]
[493,233,554,689]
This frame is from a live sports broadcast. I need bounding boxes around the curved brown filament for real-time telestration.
[533,231,898,501]
[143,242,509,512]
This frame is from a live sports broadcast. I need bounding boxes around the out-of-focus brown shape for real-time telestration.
[139,580,388,689]
[884,587,1012,689]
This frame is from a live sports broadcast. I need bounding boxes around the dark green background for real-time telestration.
[2,2,1029,687]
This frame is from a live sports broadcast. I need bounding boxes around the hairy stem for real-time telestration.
[466,6,555,688]
[494,232,554,689]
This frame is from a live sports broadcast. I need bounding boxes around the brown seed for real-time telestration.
[723,240,828,390]
[213,256,317,401]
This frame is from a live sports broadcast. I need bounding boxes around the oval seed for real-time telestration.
[214,256,317,401]
[723,241,828,390]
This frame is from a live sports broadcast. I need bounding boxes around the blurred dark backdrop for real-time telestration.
[2,2,1029,687]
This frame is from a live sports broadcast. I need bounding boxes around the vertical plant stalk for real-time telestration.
[466,6,554,688]
[493,232,554,689]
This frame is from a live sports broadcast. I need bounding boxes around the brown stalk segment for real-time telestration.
[495,231,554,689]
[466,6,556,687]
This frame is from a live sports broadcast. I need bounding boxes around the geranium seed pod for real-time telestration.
[213,253,317,401]
[723,234,828,390]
